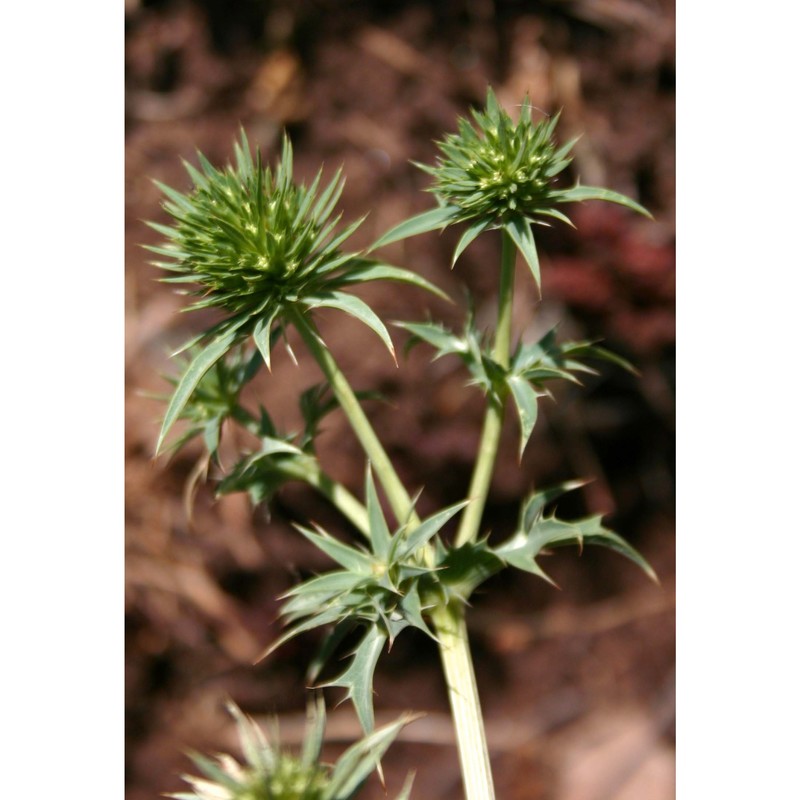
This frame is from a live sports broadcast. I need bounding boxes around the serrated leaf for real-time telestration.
[281,570,365,601]
[393,500,470,562]
[398,582,436,640]
[497,499,657,586]
[394,321,465,359]
[569,515,658,582]
[522,480,587,530]
[307,622,355,685]
[507,375,540,458]
[370,205,459,250]
[557,185,653,218]
[504,215,541,290]
[495,537,556,585]
[295,524,374,574]
[322,626,387,733]
[305,291,396,362]
[261,606,347,661]
[437,541,504,600]
[524,515,584,553]
[156,331,237,455]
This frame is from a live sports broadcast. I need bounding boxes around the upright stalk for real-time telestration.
[431,231,517,800]
[288,307,419,527]
[290,305,497,800]
[279,458,370,537]
[455,230,516,547]
[433,602,496,800]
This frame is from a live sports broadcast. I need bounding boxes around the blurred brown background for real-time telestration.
[125,1,675,798]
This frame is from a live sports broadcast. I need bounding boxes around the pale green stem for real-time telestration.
[287,306,419,527]
[289,305,496,800]
[232,406,371,537]
[433,602,496,800]
[430,230,516,800]
[278,458,370,538]
[455,230,516,548]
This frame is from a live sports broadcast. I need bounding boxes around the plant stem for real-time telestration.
[280,458,370,537]
[455,230,516,548]
[433,602,496,800]
[288,306,419,527]
[232,405,371,537]
[428,231,516,800]
[290,306,496,800]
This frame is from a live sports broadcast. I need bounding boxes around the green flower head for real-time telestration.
[372,88,651,287]
[150,133,364,320]
[421,88,571,223]
[171,699,414,800]
[149,131,446,455]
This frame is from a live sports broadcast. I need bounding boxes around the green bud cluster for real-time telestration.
[373,88,650,289]
[149,133,359,318]
[240,755,327,800]
[419,88,571,223]
[172,700,413,800]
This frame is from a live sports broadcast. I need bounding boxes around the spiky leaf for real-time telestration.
[322,626,388,733]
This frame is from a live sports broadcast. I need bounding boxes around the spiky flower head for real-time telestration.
[151,134,362,321]
[172,699,414,800]
[373,88,651,288]
[149,131,445,454]
[422,88,571,224]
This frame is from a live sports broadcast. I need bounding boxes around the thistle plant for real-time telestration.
[151,88,656,800]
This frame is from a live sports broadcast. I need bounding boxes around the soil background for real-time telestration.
[125,1,675,798]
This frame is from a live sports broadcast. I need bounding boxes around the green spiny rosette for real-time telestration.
[149,131,447,454]
[172,698,414,800]
[265,466,468,734]
[373,88,652,288]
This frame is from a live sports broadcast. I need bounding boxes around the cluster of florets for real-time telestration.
[419,88,573,224]
[149,133,355,318]
[229,755,328,800]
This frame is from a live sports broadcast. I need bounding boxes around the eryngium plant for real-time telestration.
[152,89,658,800]
[172,699,414,800]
